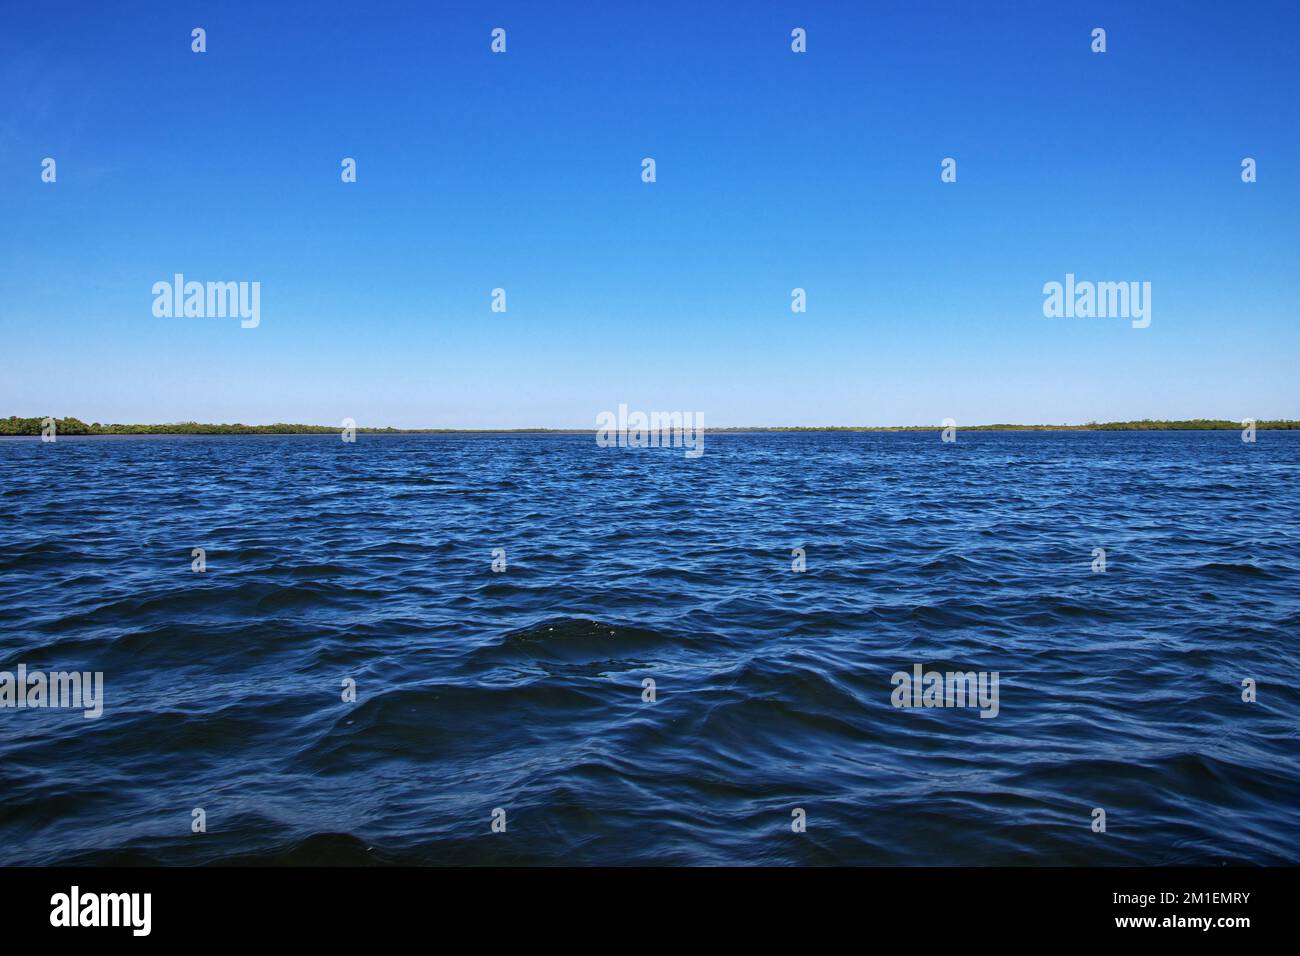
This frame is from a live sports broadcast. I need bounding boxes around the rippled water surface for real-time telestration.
[1,432,1297,865]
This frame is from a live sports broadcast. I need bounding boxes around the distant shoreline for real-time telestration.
[4,416,1297,436]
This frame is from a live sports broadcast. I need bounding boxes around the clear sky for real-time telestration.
[2,1,1296,428]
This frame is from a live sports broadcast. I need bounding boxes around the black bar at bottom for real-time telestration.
[0,866,1286,940]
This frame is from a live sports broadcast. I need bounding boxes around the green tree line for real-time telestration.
[3,416,1297,435]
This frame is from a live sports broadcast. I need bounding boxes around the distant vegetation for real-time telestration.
[2,417,463,435]
[760,419,1300,432]
[3,416,1297,435]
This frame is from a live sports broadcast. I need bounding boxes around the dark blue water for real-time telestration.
[1,431,1297,865]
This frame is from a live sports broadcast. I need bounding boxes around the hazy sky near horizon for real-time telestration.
[2,1,1297,428]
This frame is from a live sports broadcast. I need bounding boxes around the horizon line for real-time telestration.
[3,415,1298,436]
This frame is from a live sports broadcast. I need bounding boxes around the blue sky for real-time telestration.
[2,1,1296,427]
